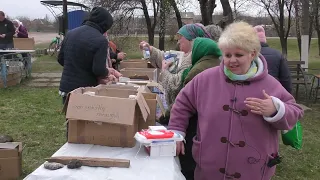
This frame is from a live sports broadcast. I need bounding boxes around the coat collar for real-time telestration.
[219,53,269,83]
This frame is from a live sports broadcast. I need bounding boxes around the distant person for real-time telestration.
[109,41,126,65]
[103,32,126,70]
[13,19,28,38]
[0,11,15,49]
[58,7,114,104]
[254,25,292,93]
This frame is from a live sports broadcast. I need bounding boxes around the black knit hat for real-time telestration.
[88,7,113,33]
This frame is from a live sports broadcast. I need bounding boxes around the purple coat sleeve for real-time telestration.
[17,26,28,38]
[267,91,304,130]
[168,76,198,137]
[262,79,304,130]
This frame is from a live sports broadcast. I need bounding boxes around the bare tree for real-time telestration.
[141,0,160,45]
[230,0,250,19]
[218,0,234,29]
[198,0,217,25]
[294,0,302,54]
[294,0,314,56]
[84,0,160,45]
[159,0,170,50]
[255,0,295,58]
[168,0,183,28]
[314,0,320,55]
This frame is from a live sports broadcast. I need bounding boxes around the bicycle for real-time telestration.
[48,33,63,57]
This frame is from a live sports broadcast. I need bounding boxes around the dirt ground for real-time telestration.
[29,32,58,44]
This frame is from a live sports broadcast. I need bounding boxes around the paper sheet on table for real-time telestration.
[24,143,185,180]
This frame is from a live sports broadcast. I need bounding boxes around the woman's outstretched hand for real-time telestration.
[245,90,277,117]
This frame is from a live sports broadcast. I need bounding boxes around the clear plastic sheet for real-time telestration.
[24,142,185,180]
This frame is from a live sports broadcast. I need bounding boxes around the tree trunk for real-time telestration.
[159,0,166,50]
[199,0,210,25]
[317,30,320,56]
[168,0,183,28]
[141,0,155,45]
[207,0,216,24]
[315,0,320,55]
[301,0,310,66]
[309,0,316,50]
[294,0,301,56]
[309,15,314,50]
[220,0,234,29]
[280,37,288,58]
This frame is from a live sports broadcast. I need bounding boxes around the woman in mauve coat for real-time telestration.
[12,19,28,38]
[168,21,304,180]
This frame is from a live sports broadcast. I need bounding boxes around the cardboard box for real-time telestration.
[120,68,158,81]
[120,60,149,69]
[0,142,22,180]
[121,80,164,94]
[95,84,165,129]
[0,72,22,88]
[65,87,150,147]
[13,38,35,50]
[145,141,176,157]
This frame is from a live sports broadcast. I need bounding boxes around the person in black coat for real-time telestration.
[0,11,15,49]
[254,25,292,93]
[58,7,114,103]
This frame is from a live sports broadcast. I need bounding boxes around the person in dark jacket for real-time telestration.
[109,43,126,70]
[58,7,114,104]
[0,11,15,49]
[254,25,292,93]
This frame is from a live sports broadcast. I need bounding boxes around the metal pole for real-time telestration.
[63,0,68,35]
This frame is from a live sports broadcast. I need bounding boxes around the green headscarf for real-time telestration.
[177,24,211,40]
[181,37,222,84]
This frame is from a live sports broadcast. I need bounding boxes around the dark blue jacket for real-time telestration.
[58,7,113,94]
[260,42,292,93]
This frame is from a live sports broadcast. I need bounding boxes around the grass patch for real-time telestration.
[35,43,50,50]
[272,105,320,179]
[32,55,62,73]
[0,84,65,179]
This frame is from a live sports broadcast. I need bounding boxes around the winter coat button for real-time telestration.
[220,137,228,143]
[240,110,248,116]
[233,172,241,178]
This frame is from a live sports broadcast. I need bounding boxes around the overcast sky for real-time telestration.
[1,0,254,20]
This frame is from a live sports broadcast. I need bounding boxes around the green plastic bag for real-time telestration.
[281,121,303,150]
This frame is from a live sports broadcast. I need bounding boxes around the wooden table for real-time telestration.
[0,50,35,88]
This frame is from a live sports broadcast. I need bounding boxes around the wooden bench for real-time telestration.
[287,61,310,103]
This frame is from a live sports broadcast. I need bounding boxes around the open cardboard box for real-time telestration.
[120,68,158,82]
[0,142,22,180]
[0,72,22,88]
[95,84,166,127]
[64,87,150,148]
[120,59,155,69]
[13,38,35,50]
[120,80,165,94]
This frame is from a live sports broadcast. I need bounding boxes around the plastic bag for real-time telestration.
[281,121,302,150]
